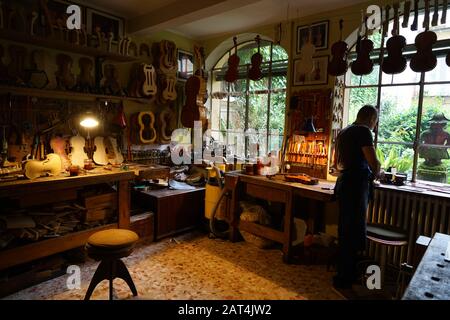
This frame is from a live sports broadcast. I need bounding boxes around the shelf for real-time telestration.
[0,85,153,104]
[0,223,117,271]
[0,29,136,62]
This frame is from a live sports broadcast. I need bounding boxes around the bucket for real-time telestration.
[205,183,226,220]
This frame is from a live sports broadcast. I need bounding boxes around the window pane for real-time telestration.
[272,75,287,90]
[377,144,414,179]
[345,64,379,86]
[417,84,450,184]
[381,62,421,84]
[248,93,268,130]
[425,56,450,83]
[272,45,288,60]
[345,87,378,124]
[248,92,269,155]
[269,91,286,153]
[378,86,419,143]
[227,78,247,131]
[210,98,228,133]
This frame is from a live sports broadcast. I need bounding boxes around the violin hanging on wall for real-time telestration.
[328,19,348,76]
[141,64,157,97]
[224,36,240,83]
[410,0,437,73]
[181,75,201,128]
[137,111,157,144]
[382,3,407,75]
[248,35,263,81]
[350,15,373,76]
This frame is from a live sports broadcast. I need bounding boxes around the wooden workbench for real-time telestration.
[225,172,335,263]
[0,169,135,271]
[402,233,450,300]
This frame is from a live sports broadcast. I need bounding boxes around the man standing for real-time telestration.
[333,105,381,289]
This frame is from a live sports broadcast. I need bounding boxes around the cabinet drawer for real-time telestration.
[245,183,287,203]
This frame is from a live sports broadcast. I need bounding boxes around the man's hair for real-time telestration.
[356,105,378,123]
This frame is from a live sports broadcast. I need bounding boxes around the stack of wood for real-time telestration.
[79,189,117,224]
[0,204,83,249]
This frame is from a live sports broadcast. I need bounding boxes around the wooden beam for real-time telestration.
[128,0,261,35]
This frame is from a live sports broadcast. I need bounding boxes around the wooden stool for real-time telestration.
[367,223,408,286]
[84,229,139,300]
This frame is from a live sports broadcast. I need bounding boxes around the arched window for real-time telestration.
[208,38,288,160]
[343,6,450,184]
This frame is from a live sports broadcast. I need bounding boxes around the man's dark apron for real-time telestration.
[334,168,373,252]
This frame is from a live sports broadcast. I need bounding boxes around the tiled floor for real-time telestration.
[4,232,343,300]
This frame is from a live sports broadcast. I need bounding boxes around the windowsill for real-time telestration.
[376,180,450,199]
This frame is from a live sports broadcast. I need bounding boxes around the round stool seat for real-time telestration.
[87,229,139,250]
[367,223,408,245]
[84,229,139,300]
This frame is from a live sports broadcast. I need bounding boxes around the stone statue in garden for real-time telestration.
[418,113,450,182]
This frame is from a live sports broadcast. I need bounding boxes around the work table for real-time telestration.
[0,168,135,271]
[225,172,336,263]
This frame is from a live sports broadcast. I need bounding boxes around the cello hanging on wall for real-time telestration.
[410,0,437,73]
[248,35,263,81]
[224,36,240,83]
[328,19,348,76]
[350,15,373,76]
[382,2,407,75]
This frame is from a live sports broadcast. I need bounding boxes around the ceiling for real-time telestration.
[85,0,369,40]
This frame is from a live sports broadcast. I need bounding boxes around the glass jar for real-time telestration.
[84,159,94,170]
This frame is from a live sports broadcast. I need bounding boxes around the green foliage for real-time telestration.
[376,146,414,173]
[232,45,287,147]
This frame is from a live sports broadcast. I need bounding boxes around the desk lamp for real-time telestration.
[80,111,99,159]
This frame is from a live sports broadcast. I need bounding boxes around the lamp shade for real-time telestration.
[80,112,99,128]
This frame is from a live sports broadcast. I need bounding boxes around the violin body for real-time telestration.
[350,37,374,76]
[76,57,94,93]
[55,54,76,90]
[225,37,240,83]
[248,52,263,81]
[224,54,239,83]
[24,153,62,180]
[142,64,157,96]
[93,136,108,165]
[50,136,71,170]
[410,31,437,72]
[26,50,50,89]
[181,75,201,128]
[158,40,177,74]
[161,75,177,101]
[69,135,88,167]
[328,40,348,76]
[104,136,124,165]
[382,35,407,74]
[159,107,176,143]
[137,111,157,144]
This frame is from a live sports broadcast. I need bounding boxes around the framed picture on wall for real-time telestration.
[86,8,124,43]
[293,55,329,86]
[177,50,194,81]
[296,20,329,53]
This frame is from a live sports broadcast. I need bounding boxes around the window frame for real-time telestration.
[208,39,288,159]
[343,14,450,183]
